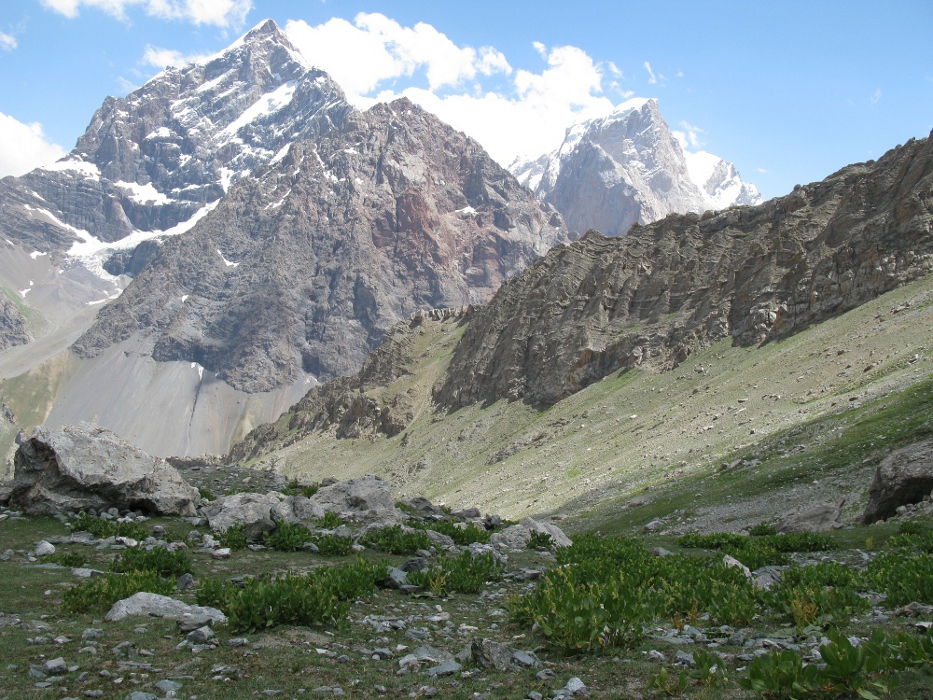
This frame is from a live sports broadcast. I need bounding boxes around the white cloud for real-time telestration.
[286,15,617,165]
[757,167,769,174]
[40,0,252,27]
[870,87,882,104]
[285,13,511,96]
[0,113,67,178]
[141,44,211,69]
[0,31,17,51]
[674,120,704,149]
[644,61,657,84]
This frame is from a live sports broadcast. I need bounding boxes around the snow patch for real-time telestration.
[219,81,297,142]
[456,206,477,215]
[115,181,173,205]
[19,281,32,298]
[181,294,189,302]
[144,127,175,140]
[269,143,292,166]
[29,251,48,259]
[217,250,239,268]
[42,157,100,180]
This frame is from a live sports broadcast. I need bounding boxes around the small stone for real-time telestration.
[675,650,695,666]
[427,660,462,677]
[528,692,544,700]
[186,626,215,644]
[155,679,183,693]
[565,677,586,695]
[228,637,250,647]
[212,547,232,559]
[35,540,56,556]
[647,650,666,662]
[176,573,195,591]
[44,657,68,675]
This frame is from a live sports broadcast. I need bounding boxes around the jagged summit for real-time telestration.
[511,98,761,236]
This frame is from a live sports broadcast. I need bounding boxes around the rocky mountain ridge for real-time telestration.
[439,131,933,408]
[511,98,761,236]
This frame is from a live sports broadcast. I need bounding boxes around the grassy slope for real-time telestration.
[262,272,933,530]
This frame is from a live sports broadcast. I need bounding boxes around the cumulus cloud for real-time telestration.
[141,44,211,69]
[286,14,619,165]
[0,30,17,51]
[0,113,67,178]
[40,0,252,28]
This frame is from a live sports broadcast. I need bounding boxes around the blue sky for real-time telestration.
[0,0,931,200]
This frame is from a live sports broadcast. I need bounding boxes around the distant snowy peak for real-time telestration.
[511,98,761,236]
[683,150,762,209]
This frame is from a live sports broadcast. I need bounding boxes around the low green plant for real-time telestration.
[648,666,689,696]
[408,551,501,595]
[419,520,491,545]
[359,525,431,555]
[109,546,192,577]
[678,532,747,550]
[763,562,869,629]
[218,523,249,550]
[313,534,354,556]
[265,522,314,552]
[197,558,386,632]
[197,487,215,501]
[42,551,88,567]
[63,570,175,613]
[868,551,933,605]
[315,512,343,529]
[68,513,148,541]
[749,522,778,537]
[527,531,554,549]
[738,648,818,698]
[764,532,837,553]
[280,480,319,498]
[898,520,925,536]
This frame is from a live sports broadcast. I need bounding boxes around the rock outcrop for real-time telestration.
[489,517,572,550]
[777,499,844,533]
[862,439,933,523]
[8,424,200,515]
[436,132,933,409]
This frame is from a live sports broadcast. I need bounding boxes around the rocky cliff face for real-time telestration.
[512,98,760,236]
[436,132,933,408]
[71,94,564,392]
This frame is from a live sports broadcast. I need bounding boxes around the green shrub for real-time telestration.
[315,512,343,529]
[109,546,192,577]
[419,520,491,545]
[218,523,249,550]
[527,531,554,549]
[899,520,925,536]
[197,487,215,501]
[265,522,314,552]
[749,522,778,537]
[407,551,501,595]
[197,559,386,633]
[720,541,789,569]
[360,525,431,555]
[868,551,933,606]
[678,532,747,550]
[63,570,175,613]
[738,648,819,697]
[762,562,869,629]
[280,481,319,498]
[68,513,147,541]
[763,532,837,553]
[312,533,354,556]
[42,551,88,568]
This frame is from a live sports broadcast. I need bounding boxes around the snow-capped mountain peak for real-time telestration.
[511,97,761,236]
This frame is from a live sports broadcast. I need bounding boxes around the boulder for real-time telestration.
[777,499,844,533]
[862,439,933,523]
[309,475,403,525]
[105,592,226,624]
[8,425,199,516]
[490,517,572,550]
[202,492,294,541]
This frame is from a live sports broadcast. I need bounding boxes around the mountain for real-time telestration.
[511,98,761,236]
[228,131,933,521]
[438,132,933,408]
[0,20,565,459]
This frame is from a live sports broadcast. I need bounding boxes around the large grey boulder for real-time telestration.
[309,475,403,525]
[8,424,199,516]
[490,517,572,549]
[863,439,933,523]
[105,592,226,624]
[777,499,844,533]
[202,492,297,541]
